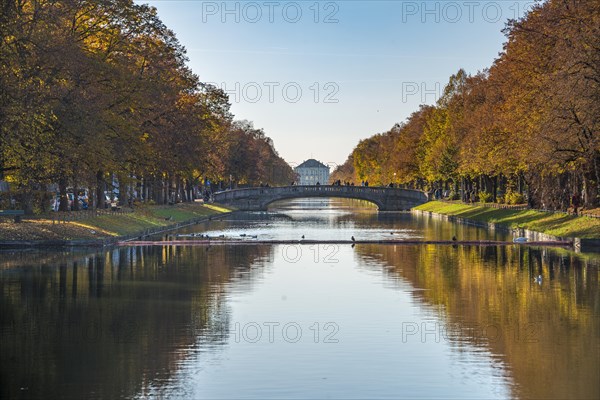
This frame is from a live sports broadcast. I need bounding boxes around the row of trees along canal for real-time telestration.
[331,0,599,211]
[0,0,295,213]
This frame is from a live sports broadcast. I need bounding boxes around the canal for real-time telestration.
[1,199,599,399]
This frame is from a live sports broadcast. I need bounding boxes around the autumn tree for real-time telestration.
[341,0,599,209]
[0,0,293,212]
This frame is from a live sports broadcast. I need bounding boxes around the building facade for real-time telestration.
[294,159,330,185]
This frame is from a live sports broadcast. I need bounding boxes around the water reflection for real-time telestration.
[170,198,513,242]
[0,246,272,399]
[355,244,600,399]
[0,199,598,399]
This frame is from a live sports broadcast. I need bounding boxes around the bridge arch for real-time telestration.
[213,185,428,212]
[262,192,385,210]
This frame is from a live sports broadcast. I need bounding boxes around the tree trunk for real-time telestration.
[40,185,50,213]
[96,170,106,210]
[585,152,600,208]
[188,179,194,202]
[59,176,69,212]
[118,174,129,208]
[73,181,80,211]
[179,178,186,202]
[178,179,184,203]
[22,188,34,215]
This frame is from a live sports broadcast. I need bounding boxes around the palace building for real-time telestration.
[294,159,330,185]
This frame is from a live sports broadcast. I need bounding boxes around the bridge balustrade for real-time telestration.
[213,185,428,211]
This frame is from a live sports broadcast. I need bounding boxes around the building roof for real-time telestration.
[295,159,329,169]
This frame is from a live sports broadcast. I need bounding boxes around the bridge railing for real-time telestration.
[214,185,428,201]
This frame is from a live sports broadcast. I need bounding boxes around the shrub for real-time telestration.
[448,191,460,200]
[0,193,11,209]
[506,191,525,205]
[5,190,54,214]
[478,191,493,203]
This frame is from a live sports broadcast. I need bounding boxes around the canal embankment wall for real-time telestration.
[0,207,237,249]
[412,201,600,253]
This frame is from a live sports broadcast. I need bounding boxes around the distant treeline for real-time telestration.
[0,0,294,212]
[332,0,599,210]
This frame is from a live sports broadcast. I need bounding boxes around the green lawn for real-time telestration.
[413,201,600,239]
[73,203,232,236]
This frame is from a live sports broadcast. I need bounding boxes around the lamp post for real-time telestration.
[393,173,397,188]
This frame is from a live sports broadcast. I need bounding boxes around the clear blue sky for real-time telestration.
[141,1,533,168]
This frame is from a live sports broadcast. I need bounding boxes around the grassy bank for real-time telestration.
[0,203,232,241]
[413,201,600,239]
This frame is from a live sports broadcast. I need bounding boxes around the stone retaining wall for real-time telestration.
[0,211,236,249]
[411,209,600,253]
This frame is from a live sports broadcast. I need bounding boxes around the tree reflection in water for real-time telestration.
[0,245,273,399]
[1,238,598,399]
[354,244,600,400]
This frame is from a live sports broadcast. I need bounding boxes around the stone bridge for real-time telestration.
[213,185,429,211]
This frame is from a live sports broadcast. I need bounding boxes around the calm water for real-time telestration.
[1,199,599,399]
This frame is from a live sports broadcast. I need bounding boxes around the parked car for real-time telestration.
[50,195,60,211]
[50,193,73,211]
[50,190,89,211]
[104,191,119,209]
[77,193,89,210]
